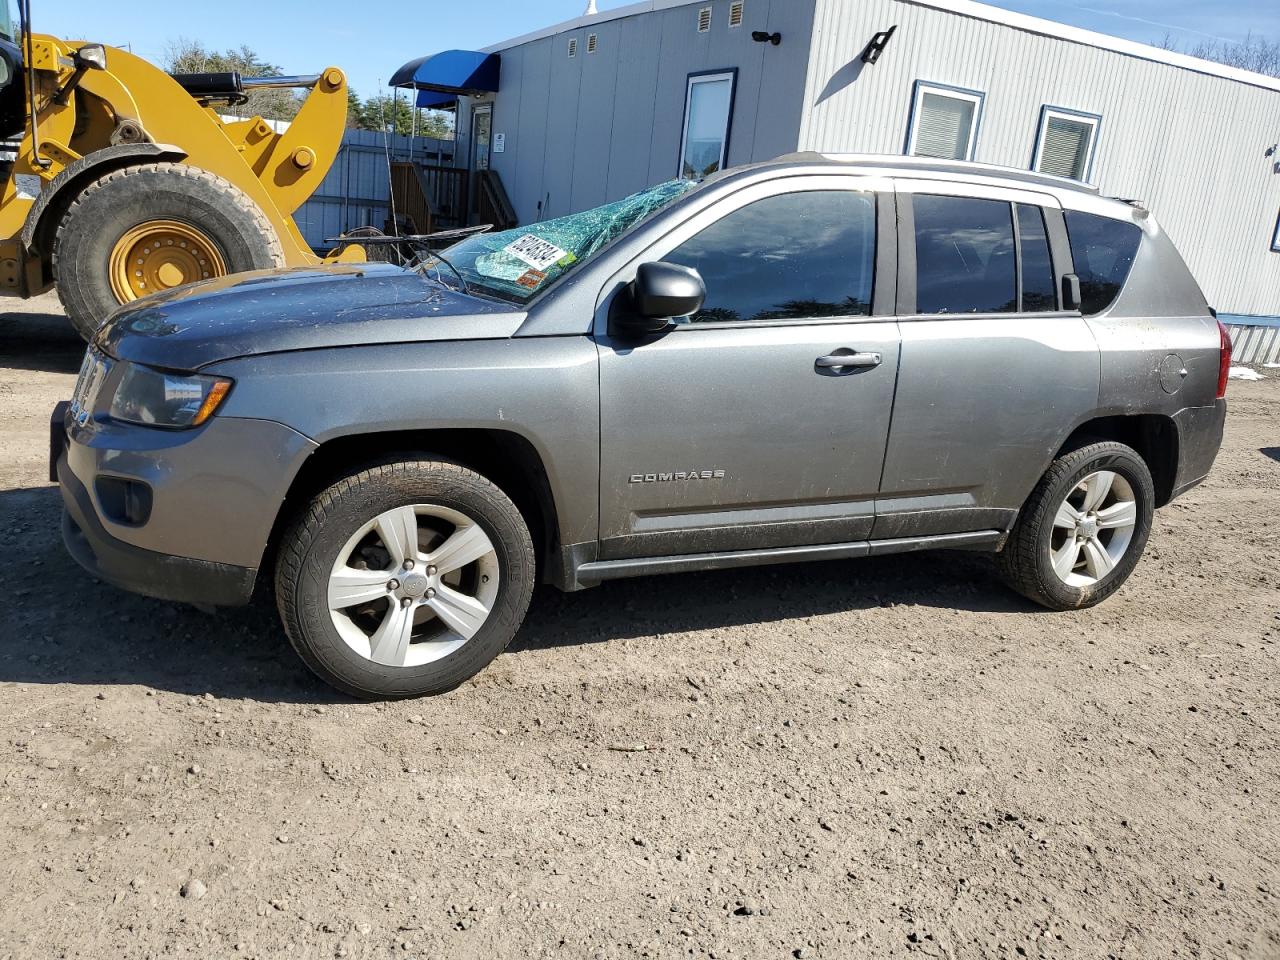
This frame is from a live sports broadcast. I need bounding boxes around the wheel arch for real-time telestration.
[263,428,565,591]
[21,142,189,260]
[1051,413,1179,507]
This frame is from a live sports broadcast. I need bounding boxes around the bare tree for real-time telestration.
[1158,31,1280,79]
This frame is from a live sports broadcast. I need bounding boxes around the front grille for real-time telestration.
[69,350,112,426]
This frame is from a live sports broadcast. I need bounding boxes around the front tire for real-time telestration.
[998,441,1154,610]
[275,460,536,699]
[52,162,285,340]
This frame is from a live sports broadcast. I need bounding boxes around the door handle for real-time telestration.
[815,351,882,369]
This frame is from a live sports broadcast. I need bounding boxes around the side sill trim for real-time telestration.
[574,529,1003,585]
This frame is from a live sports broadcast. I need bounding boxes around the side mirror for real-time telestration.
[1062,273,1082,312]
[610,262,706,338]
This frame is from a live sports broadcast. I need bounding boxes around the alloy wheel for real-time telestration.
[327,504,500,667]
[1047,470,1138,587]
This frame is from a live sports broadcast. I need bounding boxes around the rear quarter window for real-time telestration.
[1063,211,1142,315]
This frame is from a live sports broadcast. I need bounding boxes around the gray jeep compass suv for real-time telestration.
[53,154,1230,698]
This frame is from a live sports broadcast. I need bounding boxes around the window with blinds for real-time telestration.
[906,83,983,161]
[1034,108,1100,182]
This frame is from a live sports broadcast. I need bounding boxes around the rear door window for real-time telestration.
[1063,211,1142,315]
[913,195,1017,314]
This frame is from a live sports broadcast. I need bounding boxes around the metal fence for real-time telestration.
[293,130,455,251]
[1226,318,1280,366]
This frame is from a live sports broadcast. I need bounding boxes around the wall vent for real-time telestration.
[587,33,598,53]
[568,37,578,57]
[728,1,744,27]
[697,6,712,32]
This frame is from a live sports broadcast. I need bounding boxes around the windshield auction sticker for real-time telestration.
[504,234,570,272]
[515,269,547,289]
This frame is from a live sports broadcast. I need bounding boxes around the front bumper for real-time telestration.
[53,398,317,607]
[60,457,258,606]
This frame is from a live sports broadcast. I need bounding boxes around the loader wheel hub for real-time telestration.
[108,221,226,303]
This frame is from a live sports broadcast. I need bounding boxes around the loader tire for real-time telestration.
[53,162,285,341]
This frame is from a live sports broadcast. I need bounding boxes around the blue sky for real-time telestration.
[41,0,1279,101]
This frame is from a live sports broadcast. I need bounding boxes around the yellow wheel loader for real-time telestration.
[0,4,363,339]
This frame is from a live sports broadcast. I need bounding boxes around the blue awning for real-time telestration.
[389,50,500,97]
[416,90,458,109]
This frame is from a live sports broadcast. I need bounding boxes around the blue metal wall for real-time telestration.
[293,129,454,251]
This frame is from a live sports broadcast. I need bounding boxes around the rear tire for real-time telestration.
[998,441,1154,610]
[52,162,284,340]
[274,459,536,699]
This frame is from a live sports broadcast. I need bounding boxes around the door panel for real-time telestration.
[594,176,899,560]
[598,321,901,558]
[874,315,1099,537]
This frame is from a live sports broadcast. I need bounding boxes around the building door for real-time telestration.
[470,104,492,172]
[469,104,492,219]
[679,70,735,179]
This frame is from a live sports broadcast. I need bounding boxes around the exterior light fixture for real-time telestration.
[751,31,781,45]
[861,25,897,64]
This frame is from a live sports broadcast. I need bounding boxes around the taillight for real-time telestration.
[1216,319,1232,400]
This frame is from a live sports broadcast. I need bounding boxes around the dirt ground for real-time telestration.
[1,293,1278,960]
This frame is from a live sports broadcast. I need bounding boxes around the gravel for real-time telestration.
[1,297,1278,958]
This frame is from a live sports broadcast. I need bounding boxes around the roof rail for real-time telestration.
[771,152,1103,195]
[1113,196,1150,218]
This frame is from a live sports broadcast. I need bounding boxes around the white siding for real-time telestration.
[799,0,1280,318]
[480,0,817,224]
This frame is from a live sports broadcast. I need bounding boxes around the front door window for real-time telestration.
[663,190,876,322]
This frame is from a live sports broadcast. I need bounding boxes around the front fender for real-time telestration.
[204,338,602,548]
[20,142,188,252]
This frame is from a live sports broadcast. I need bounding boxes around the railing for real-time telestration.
[417,163,470,230]
[292,130,454,251]
[1226,317,1280,366]
[476,169,518,231]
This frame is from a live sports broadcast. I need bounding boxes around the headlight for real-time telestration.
[109,364,232,429]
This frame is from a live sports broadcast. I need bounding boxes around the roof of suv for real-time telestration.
[715,153,1145,220]
[764,152,1101,195]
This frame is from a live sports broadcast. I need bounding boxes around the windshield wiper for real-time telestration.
[420,249,470,296]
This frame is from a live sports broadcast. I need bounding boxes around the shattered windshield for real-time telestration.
[428,180,697,305]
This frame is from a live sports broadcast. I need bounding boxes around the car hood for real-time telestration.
[95,263,526,369]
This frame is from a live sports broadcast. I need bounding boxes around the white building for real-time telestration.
[395,0,1280,323]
